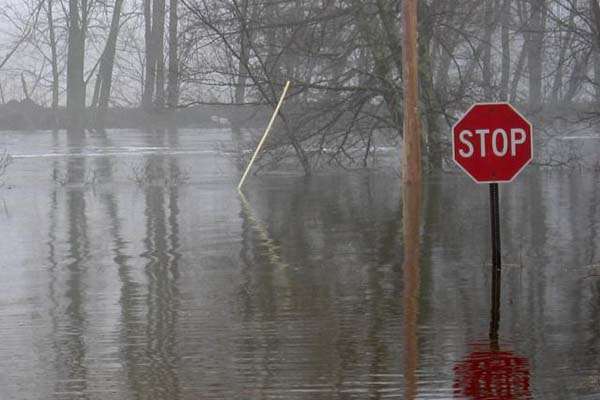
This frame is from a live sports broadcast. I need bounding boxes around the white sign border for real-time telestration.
[452,102,534,184]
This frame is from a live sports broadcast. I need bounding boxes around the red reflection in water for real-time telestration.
[454,343,531,400]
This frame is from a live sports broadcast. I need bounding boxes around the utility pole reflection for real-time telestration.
[403,182,422,400]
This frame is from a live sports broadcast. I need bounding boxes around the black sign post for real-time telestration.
[489,183,501,342]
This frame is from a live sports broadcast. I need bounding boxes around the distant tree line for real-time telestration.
[0,0,599,171]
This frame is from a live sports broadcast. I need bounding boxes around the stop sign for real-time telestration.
[453,103,533,183]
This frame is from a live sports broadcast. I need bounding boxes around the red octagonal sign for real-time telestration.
[453,103,533,183]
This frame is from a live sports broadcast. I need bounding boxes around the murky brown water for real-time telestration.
[0,128,599,399]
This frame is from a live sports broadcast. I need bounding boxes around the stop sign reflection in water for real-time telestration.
[453,343,531,400]
[453,103,533,183]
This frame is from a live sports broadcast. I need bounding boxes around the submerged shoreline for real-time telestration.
[0,98,597,132]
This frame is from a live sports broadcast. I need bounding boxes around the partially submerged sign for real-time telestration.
[453,103,533,183]
[452,103,533,343]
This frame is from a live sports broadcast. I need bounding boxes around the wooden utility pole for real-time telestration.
[402,5,421,398]
[402,0,421,185]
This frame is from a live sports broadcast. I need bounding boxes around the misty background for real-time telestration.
[0,0,598,173]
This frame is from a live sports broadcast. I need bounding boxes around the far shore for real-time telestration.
[0,99,272,132]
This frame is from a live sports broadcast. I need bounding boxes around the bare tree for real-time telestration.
[499,0,512,100]
[0,0,46,73]
[528,0,547,110]
[66,0,88,131]
[233,0,249,105]
[481,0,496,100]
[91,0,125,127]
[47,0,60,112]
[142,0,155,109]
[591,0,600,102]
[142,0,166,110]
[153,0,166,107]
[550,0,577,104]
[167,0,179,109]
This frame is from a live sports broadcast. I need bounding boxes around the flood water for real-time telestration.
[0,128,599,399]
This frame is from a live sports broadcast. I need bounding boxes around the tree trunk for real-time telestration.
[499,0,511,100]
[434,43,455,104]
[352,0,403,137]
[592,0,600,103]
[510,1,531,104]
[167,0,179,109]
[550,1,576,104]
[528,0,545,111]
[509,43,527,103]
[234,0,249,105]
[153,0,166,108]
[433,2,457,105]
[418,1,441,170]
[594,52,600,105]
[592,0,600,47]
[21,73,29,100]
[563,50,591,103]
[67,0,86,132]
[142,0,155,109]
[91,71,101,108]
[232,0,250,137]
[263,0,279,83]
[482,0,495,100]
[95,0,125,127]
[48,0,59,111]
[376,0,403,77]
[549,33,571,104]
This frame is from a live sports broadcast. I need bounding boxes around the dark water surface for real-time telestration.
[0,129,599,399]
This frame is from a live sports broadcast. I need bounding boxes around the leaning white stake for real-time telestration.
[237,80,291,191]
